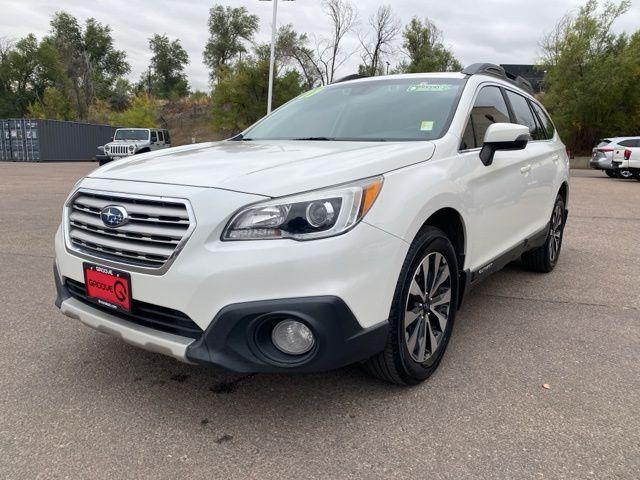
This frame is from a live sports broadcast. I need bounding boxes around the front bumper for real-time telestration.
[54,178,406,372]
[55,264,389,372]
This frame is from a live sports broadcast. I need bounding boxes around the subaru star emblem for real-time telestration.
[100,205,128,228]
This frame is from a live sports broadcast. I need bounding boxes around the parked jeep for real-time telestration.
[100,128,171,165]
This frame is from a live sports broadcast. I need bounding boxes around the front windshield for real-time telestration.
[114,129,149,141]
[243,77,465,141]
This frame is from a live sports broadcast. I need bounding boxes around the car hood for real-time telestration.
[106,140,144,146]
[90,140,436,197]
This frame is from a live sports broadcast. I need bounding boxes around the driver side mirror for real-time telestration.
[109,137,113,142]
[479,123,531,166]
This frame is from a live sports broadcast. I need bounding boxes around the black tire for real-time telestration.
[619,169,633,179]
[521,195,566,273]
[605,170,616,178]
[364,226,458,385]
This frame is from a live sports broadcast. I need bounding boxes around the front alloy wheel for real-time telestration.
[404,253,452,365]
[365,226,458,385]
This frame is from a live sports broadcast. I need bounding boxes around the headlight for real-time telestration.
[222,176,383,241]
[104,145,110,152]
[128,145,135,152]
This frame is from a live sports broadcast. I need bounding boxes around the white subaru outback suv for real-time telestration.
[54,64,569,385]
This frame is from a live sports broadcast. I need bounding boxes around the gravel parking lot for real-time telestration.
[1,163,638,479]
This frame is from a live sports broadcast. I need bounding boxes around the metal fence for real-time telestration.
[0,119,117,162]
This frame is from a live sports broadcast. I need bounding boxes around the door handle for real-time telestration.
[520,164,532,174]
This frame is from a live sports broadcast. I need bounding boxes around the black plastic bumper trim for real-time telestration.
[186,297,388,373]
[54,262,71,308]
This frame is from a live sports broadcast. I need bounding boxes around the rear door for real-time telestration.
[504,90,559,235]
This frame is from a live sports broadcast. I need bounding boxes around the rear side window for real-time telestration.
[164,130,171,144]
[460,86,511,150]
[158,131,164,142]
[618,139,639,147]
[505,90,538,137]
[530,101,555,140]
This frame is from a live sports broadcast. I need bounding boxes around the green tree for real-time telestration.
[48,11,130,119]
[0,34,63,117]
[276,25,322,89]
[540,0,638,152]
[112,93,159,128]
[398,17,462,73]
[211,51,304,134]
[27,86,74,120]
[142,34,190,99]
[203,5,260,81]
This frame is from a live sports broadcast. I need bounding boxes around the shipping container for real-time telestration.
[0,119,118,162]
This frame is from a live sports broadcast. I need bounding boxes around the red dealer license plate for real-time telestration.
[83,263,132,312]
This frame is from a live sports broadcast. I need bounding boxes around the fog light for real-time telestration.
[271,320,315,355]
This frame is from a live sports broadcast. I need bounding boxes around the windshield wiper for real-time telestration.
[230,133,253,141]
[292,136,335,141]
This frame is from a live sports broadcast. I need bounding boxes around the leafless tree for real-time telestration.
[539,13,572,67]
[312,0,359,84]
[358,5,401,76]
[0,37,15,59]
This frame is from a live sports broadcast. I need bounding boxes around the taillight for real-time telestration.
[624,149,632,160]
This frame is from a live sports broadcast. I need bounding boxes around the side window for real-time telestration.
[618,139,636,147]
[460,86,511,150]
[505,91,538,137]
[150,130,157,142]
[164,130,171,144]
[526,100,546,140]
[158,131,164,142]
[530,101,556,139]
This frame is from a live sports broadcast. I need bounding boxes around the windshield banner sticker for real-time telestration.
[420,121,435,131]
[407,83,453,92]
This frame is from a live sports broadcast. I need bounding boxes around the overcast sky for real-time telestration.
[2,0,639,90]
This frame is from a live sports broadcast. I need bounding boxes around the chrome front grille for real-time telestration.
[109,145,131,155]
[65,190,195,271]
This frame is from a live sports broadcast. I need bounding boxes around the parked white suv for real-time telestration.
[101,128,171,165]
[612,143,640,180]
[54,64,569,385]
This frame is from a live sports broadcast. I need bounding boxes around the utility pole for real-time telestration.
[267,0,278,115]
[260,0,295,115]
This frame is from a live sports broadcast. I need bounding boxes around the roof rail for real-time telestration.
[332,74,368,84]
[462,63,533,94]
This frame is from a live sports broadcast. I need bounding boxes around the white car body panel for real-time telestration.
[54,71,570,370]
[614,146,640,169]
[91,140,436,197]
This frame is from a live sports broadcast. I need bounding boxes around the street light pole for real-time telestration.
[267,0,278,115]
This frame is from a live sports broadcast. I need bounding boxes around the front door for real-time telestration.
[458,85,533,270]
